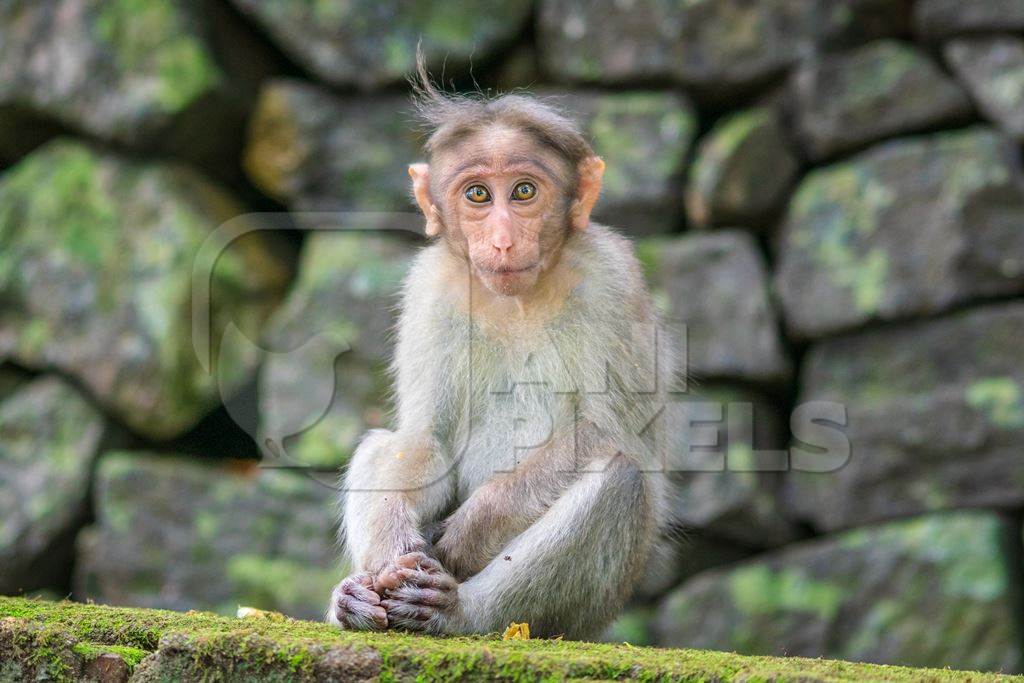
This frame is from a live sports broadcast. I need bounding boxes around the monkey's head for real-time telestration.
[407,67,605,298]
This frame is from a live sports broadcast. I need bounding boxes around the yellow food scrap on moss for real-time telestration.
[503,622,531,640]
[237,606,289,621]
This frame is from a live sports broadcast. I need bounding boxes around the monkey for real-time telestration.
[326,63,678,640]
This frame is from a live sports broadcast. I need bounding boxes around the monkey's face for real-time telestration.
[431,127,576,297]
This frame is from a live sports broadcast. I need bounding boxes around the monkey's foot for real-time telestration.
[376,552,459,634]
[327,572,388,631]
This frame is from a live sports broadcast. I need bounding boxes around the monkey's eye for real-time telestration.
[511,182,537,201]
[465,185,491,203]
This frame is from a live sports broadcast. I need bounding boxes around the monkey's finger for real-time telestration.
[352,572,375,589]
[393,567,457,592]
[341,579,381,605]
[388,584,454,608]
[381,599,435,623]
[349,605,388,631]
[396,551,445,573]
[373,568,404,592]
[337,597,388,631]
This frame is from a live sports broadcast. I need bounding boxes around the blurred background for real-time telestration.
[1,0,1023,674]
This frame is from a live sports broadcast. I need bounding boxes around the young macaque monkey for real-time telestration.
[327,59,676,639]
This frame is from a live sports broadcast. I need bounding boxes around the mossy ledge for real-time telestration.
[0,597,1019,682]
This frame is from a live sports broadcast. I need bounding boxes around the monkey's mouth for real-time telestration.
[482,264,538,275]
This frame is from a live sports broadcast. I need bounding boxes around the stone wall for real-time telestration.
[1,0,1022,675]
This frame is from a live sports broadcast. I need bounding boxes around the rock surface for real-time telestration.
[640,231,791,384]
[774,127,1024,340]
[259,232,418,470]
[655,512,1022,673]
[685,107,798,228]
[230,0,532,89]
[1,597,1016,682]
[548,91,696,234]
[0,139,291,439]
[786,303,1024,531]
[75,453,340,621]
[668,384,798,547]
[247,82,696,235]
[946,36,1024,142]
[538,0,911,96]
[914,0,1024,40]
[245,79,421,215]
[0,377,104,595]
[790,40,971,160]
[0,0,233,153]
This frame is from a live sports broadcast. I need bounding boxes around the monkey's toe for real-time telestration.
[395,551,443,572]
[334,594,388,631]
[330,575,388,631]
[387,583,454,608]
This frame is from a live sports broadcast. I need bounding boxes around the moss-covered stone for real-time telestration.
[537,90,696,235]
[0,0,230,153]
[914,0,1024,40]
[0,377,104,596]
[230,0,531,89]
[655,511,1022,674]
[1,596,1018,682]
[774,127,1024,340]
[640,230,791,384]
[786,302,1024,531]
[946,36,1024,142]
[667,383,798,548]
[244,79,421,215]
[685,107,798,228]
[259,232,418,469]
[539,0,910,97]
[0,139,291,439]
[74,452,341,621]
[790,40,971,160]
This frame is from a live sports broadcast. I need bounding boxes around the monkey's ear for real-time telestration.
[570,156,605,231]
[408,163,442,237]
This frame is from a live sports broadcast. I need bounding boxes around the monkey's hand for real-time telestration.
[375,552,460,635]
[433,491,507,580]
[326,572,388,631]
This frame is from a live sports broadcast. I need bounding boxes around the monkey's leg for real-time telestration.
[381,454,656,639]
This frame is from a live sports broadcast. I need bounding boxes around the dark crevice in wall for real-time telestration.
[202,0,306,86]
[1001,509,1024,673]
[0,105,76,169]
[796,115,984,168]
[786,288,1024,348]
[111,376,263,463]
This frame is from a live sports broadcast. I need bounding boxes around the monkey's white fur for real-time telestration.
[336,224,677,638]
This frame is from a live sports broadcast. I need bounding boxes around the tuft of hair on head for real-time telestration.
[409,45,594,169]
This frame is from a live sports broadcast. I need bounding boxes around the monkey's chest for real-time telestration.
[445,345,581,501]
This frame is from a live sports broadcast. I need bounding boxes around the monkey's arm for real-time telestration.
[434,420,603,579]
[330,427,454,630]
[342,429,454,575]
[379,453,656,639]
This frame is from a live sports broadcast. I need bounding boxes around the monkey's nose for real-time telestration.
[490,225,514,254]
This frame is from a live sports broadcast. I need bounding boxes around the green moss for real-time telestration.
[71,642,147,666]
[226,555,340,616]
[588,93,695,199]
[791,165,895,315]
[94,0,221,112]
[966,377,1024,429]
[0,597,1019,681]
[0,141,118,268]
[691,108,771,200]
[633,239,666,281]
[730,565,844,621]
